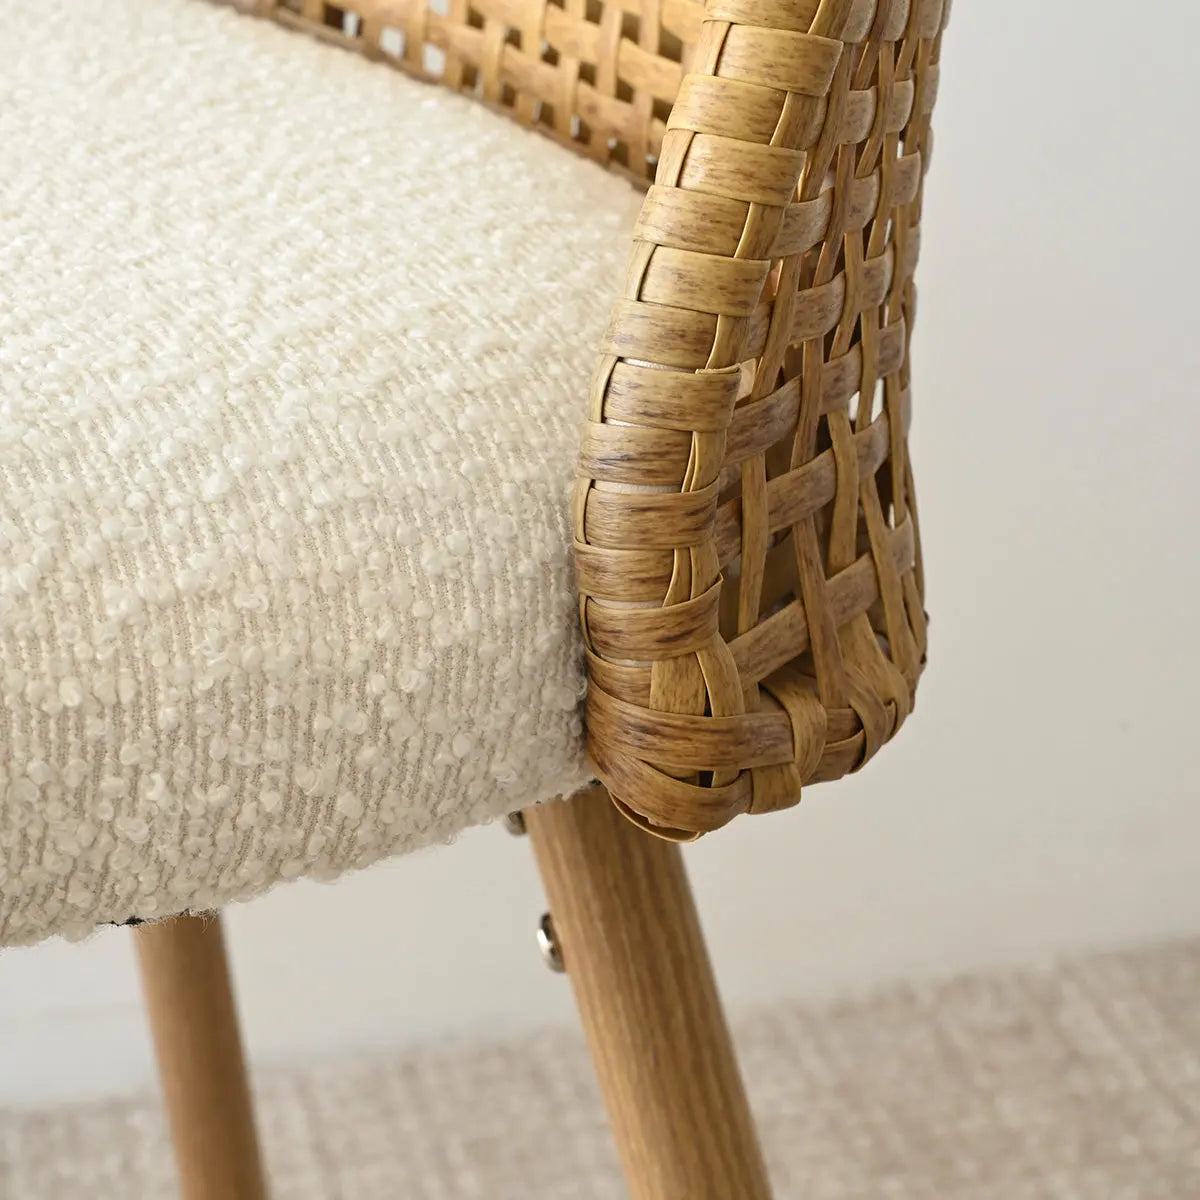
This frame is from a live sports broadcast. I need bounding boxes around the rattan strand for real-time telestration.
[224,0,949,839]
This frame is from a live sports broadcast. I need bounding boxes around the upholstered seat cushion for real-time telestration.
[0,0,643,945]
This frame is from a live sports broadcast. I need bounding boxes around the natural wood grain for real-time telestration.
[525,786,772,1200]
[134,912,268,1200]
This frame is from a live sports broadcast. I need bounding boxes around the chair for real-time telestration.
[0,0,949,1194]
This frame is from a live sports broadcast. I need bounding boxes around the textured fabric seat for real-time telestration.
[0,0,644,945]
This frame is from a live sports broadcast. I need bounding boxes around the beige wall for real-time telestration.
[3,0,1199,1105]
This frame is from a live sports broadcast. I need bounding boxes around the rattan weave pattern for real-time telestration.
[235,0,708,178]
[582,0,947,837]
[226,0,949,839]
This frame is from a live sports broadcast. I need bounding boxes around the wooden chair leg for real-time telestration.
[134,911,268,1200]
[524,786,773,1200]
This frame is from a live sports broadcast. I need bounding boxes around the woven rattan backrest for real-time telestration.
[576,0,948,838]
[231,0,949,840]
[245,0,708,178]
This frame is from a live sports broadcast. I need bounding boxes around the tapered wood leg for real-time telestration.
[134,912,268,1200]
[524,786,772,1200]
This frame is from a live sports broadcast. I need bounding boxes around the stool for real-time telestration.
[0,0,951,1194]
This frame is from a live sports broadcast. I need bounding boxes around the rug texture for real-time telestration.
[2,940,1199,1198]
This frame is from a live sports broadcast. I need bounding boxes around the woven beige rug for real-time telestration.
[3,940,1199,1198]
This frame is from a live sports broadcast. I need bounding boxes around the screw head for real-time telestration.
[537,911,565,973]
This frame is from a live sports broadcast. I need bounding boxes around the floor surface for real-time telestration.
[3,940,1199,1197]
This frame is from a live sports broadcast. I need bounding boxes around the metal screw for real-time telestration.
[537,912,565,973]
[503,811,527,836]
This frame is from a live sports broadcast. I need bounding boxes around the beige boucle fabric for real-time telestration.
[3,939,1199,1197]
[0,0,645,946]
